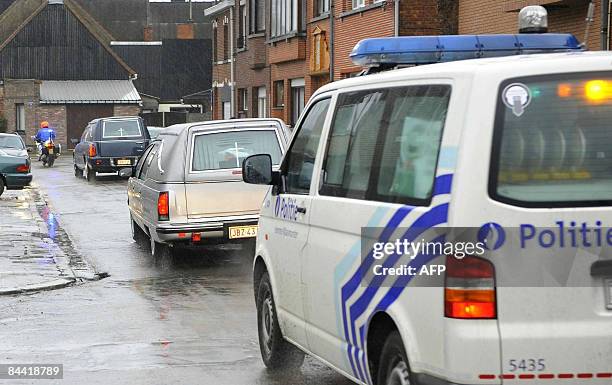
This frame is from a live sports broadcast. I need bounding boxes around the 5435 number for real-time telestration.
[508,358,546,372]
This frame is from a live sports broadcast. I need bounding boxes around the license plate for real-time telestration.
[229,225,258,239]
[605,279,612,310]
[117,159,131,166]
[48,149,54,155]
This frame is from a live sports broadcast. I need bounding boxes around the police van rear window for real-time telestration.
[490,73,612,207]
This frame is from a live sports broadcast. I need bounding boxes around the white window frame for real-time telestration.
[352,0,365,9]
[270,0,298,37]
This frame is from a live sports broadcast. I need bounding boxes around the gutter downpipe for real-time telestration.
[230,6,236,118]
[602,0,610,50]
[330,1,335,81]
[394,0,399,36]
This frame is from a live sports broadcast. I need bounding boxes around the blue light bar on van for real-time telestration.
[350,34,582,67]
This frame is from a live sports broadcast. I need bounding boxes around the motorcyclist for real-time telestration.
[34,121,57,161]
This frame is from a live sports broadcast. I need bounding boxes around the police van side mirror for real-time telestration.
[243,154,275,185]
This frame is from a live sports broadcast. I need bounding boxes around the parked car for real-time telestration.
[146,126,164,139]
[124,118,289,258]
[0,133,32,196]
[73,116,150,181]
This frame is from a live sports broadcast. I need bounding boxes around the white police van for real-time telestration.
[241,14,612,385]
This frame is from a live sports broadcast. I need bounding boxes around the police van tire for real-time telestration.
[257,272,305,371]
[0,177,5,197]
[377,330,412,385]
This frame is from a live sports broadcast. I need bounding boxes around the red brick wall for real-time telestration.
[400,0,458,36]
[334,2,395,80]
[113,105,141,117]
[269,38,307,64]
[459,1,602,50]
[37,105,67,148]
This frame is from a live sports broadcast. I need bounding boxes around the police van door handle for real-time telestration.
[591,260,612,277]
[296,206,307,214]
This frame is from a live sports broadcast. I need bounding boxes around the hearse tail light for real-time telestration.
[16,164,30,173]
[444,255,497,319]
[158,192,169,221]
[88,144,97,157]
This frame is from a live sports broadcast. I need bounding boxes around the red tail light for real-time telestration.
[88,144,97,157]
[444,255,496,319]
[158,192,169,221]
[16,164,29,173]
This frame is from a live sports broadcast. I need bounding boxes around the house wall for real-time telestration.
[458,0,602,50]
[1,79,41,146]
[113,105,141,117]
[334,1,395,80]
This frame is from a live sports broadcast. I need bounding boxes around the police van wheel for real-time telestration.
[0,178,5,197]
[257,272,305,371]
[377,331,411,385]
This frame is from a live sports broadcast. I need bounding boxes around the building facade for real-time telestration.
[458,0,607,51]
[208,0,457,123]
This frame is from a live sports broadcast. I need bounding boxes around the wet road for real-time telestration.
[0,156,351,385]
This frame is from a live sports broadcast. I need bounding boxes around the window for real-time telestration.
[222,102,231,119]
[284,98,331,194]
[321,85,451,205]
[192,130,282,171]
[316,0,330,16]
[138,143,158,180]
[274,81,284,107]
[291,78,305,125]
[271,0,298,37]
[257,87,267,118]
[15,104,25,133]
[352,0,364,9]
[250,0,265,33]
[491,73,612,207]
[0,135,25,149]
[238,5,247,49]
[223,21,229,60]
[102,120,142,138]
[238,88,248,111]
[213,22,218,61]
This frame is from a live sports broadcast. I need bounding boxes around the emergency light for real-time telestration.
[350,34,582,69]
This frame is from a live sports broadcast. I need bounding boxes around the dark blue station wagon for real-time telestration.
[73,116,150,181]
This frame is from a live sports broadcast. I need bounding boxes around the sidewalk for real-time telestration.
[0,186,76,295]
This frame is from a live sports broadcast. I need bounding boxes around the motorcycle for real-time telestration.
[40,139,60,167]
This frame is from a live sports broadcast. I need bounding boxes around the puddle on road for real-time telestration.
[31,188,102,282]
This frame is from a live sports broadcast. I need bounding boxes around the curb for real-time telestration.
[0,277,76,296]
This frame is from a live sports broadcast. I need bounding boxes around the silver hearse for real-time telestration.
[124,119,289,257]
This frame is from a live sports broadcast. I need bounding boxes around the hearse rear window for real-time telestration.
[192,130,282,171]
[491,73,612,207]
[102,120,142,138]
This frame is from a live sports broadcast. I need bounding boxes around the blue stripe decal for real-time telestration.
[348,204,449,380]
[341,205,413,381]
[339,174,453,382]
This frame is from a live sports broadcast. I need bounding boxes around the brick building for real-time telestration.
[458,0,606,51]
[0,0,142,149]
[208,0,457,122]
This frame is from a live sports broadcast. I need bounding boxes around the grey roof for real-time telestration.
[40,80,141,104]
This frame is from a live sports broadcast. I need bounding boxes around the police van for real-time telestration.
[241,9,612,385]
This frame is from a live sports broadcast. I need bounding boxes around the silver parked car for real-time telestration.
[125,119,289,257]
